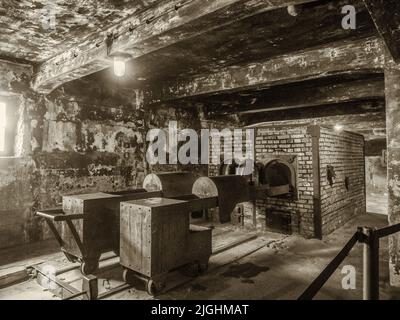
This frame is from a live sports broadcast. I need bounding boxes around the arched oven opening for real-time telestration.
[218,158,259,186]
[259,159,297,200]
[218,159,239,176]
[216,158,258,226]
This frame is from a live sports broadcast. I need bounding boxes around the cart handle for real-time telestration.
[36,208,84,222]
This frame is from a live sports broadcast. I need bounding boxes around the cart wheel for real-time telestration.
[122,268,129,283]
[122,268,136,285]
[80,260,99,275]
[146,279,165,296]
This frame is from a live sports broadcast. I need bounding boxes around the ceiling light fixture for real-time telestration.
[108,52,132,77]
[287,5,301,16]
[334,124,344,132]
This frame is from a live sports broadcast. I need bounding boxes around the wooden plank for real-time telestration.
[32,0,320,94]
[209,77,384,115]
[0,267,29,289]
[242,99,385,127]
[0,240,64,288]
[34,265,80,299]
[32,255,121,300]
[61,193,122,260]
[149,37,385,103]
[363,0,400,62]
[120,198,190,277]
[152,201,190,276]
[120,202,152,278]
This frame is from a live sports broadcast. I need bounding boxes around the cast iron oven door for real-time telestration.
[260,159,297,199]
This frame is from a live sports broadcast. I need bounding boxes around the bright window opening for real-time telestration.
[0,102,5,152]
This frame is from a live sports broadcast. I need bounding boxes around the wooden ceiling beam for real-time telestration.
[241,99,385,127]
[206,76,384,115]
[149,37,385,103]
[363,0,400,62]
[32,0,320,94]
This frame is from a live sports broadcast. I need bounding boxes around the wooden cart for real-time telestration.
[37,193,123,274]
[37,191,161,275]
[36,173,198,276]
[120,197,212,295]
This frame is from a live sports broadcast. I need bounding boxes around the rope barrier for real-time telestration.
[298,231,360,300]
[298,221,400,300]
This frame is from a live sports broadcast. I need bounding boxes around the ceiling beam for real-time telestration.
[32,0,320,94]
[248,115,386,133]
[363,0,400,62]
[206,77,384,115]
[149,37,385,103]
[241,99,385,128]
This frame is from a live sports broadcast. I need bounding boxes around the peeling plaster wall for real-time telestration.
[0,63,206,249]
[385,68,400,286]
[0,60,33,95]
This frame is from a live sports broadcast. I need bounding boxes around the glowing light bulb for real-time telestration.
[334,124,344,132]
[113,57,126,77]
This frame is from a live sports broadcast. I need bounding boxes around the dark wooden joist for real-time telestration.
[241,99,385,126]
[241,99,386,140]
[206,77,384,115]
[149,37,385,103]
[363,0,400,62]
[32,0,320,94]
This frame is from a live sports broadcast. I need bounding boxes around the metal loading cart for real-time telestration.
[37,193,123,275]
[36,172,198,275]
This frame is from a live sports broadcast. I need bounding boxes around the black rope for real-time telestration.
[298,231,359,300]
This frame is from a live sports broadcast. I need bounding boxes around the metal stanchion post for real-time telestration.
[363,227,379,300]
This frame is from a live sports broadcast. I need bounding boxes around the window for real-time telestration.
[0,100,16,156]
[0,102,5,152]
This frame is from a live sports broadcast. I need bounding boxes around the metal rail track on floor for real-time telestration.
[28,231,259,300]
[29,254,127,300]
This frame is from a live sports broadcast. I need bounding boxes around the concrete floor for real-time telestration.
[367,192,388,216]
[159,213,400,300]
[1,212,400,300]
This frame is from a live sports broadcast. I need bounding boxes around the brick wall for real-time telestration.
[254,125,315,238]
[206,123,366,239]
[319,127,366,235]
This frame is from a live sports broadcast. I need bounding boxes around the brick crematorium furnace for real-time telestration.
[210,124,366,239]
